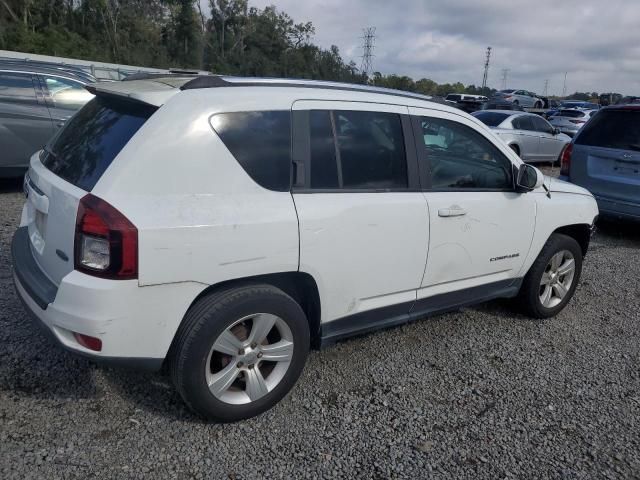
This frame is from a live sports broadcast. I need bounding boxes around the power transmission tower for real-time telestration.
[481,47,492,90]
[562,72,568,97]
[360,27,376,77]
[501,69,510,89]
[543,79,549,96]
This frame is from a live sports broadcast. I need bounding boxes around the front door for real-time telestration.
[291,101,429,325]
[409,107,536,300]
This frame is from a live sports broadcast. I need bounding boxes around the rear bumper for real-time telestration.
[11,227,202,371]
[593,195,640,222]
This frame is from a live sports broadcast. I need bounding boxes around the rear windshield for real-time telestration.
[41,97,157,191]
[473,111,510,127]
[446,94,462,101]
[576,109,640,150]
[557,109,585,118]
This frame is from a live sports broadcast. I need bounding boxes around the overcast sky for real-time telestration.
[205,0,640,95]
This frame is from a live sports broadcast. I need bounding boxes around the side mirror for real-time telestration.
[516,164,544,192]
[553,127,561,135]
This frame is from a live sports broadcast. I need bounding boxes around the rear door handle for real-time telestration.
[438,206,467,217]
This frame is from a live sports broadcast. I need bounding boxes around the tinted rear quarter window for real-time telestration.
[576,109,640,150]
[557,110,585,118]
[211,111,291,191]
[42,97,156,191]
[473,112,510,127]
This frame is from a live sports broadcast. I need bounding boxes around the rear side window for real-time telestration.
[211,111,291,191]
[576,109,640,150]
[307,110,408,190]
[42,76,93,110]
[473,111,510,127]
[42,97,156,191]
[0,72,36,100]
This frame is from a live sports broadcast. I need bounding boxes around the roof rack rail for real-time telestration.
[179,75,445,105]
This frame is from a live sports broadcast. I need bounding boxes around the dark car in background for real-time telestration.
[0,62,94,177]
[560,105,640,221]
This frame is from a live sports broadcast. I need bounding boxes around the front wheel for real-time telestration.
[170,285,310,422]
[517,234,583,318]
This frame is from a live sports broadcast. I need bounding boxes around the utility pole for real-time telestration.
[481,46,492,91]
[360,27,376,77]
[562,72,568,98]
[543,79,549,96]
[501,68,510,90]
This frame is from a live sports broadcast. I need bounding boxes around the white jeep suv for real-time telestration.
[12,75,598,421]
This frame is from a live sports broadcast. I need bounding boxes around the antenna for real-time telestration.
[501,68,510,90]
[481,47,492,90]
[360,27,376,77]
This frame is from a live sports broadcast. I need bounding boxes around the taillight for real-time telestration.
[74,194,138,279]
[560,143,573,176]
[569,119,586,125]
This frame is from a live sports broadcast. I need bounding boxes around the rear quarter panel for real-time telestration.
[91,90,300,288]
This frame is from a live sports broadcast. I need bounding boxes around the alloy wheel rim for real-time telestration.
[539,250,575,308]
[205,313,294,405]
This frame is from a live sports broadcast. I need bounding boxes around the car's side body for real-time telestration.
[494,90,543,108]
[0,66,94,177]
[13,76,598,371]
[472,110,570,163]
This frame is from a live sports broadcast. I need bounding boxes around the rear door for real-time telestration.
[24,96,157,285]
[291,101,429,324]
[531,115,566,161]
[511,115,540,161]
[0,71,54,172]
[570,107,640,205]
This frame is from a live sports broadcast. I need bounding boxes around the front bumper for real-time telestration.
[11,227,202,371]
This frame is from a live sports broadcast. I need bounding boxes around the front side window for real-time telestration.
[531,116,554,134]
[211,111,291,191]
[417,116,513,190]
[513,115,535,131]
[43,76,93,110]
[308,110,408,190]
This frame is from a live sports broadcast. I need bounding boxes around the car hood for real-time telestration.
[545,177,592,196]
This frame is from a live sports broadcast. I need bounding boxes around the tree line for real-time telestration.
[0,1,604,99]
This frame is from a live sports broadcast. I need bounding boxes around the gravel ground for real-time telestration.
[1,176,639,479]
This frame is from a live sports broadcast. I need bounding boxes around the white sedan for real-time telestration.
[473,110,571,163]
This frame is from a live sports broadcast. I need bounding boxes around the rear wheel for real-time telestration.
[513,100,520,106]
[517,234,583,318]
[170,285,310,422]
[534,101,543,109]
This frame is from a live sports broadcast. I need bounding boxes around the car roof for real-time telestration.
[0,63,94,83]
[89,74,454,109]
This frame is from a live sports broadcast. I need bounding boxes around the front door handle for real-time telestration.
[438,206,467,217]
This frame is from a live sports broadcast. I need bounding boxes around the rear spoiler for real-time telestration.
[84,80,180,107]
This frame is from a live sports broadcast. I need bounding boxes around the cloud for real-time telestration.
[206,0,640,95]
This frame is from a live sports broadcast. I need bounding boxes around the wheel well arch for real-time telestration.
[509,143,521,155]
[183,272,322,348]
[552,223,592,257]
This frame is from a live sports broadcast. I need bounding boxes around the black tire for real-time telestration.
[509,144,521,156]
[513,100,519,106]
[534,101,543,109]
[170,284,310,422]
[517,233,583,318]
